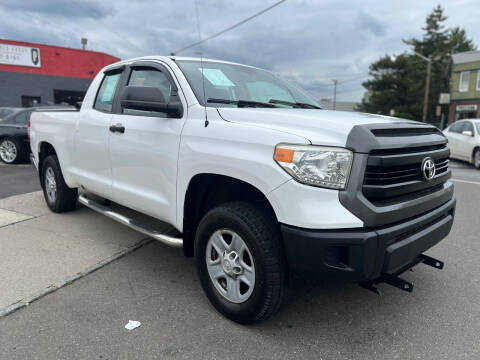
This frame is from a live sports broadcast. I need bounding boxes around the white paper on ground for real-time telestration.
[125,320,141,331]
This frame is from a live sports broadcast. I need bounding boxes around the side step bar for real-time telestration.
[78,194,183,248]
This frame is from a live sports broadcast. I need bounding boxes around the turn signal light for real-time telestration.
[274,147,294,163]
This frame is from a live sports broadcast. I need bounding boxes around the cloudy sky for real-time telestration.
[1,0,479,102]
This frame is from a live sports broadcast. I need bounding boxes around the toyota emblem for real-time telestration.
[421,157,436,181]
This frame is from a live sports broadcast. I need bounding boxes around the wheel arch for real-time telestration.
[182,173,278,257]
[37,141,57,178]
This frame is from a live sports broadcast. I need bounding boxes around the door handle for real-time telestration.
[109,123,125,134]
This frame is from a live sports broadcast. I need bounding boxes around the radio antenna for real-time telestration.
[193,0,208,127]
[196,51,209,128]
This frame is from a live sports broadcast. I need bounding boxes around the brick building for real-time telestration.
[0,39,119,107]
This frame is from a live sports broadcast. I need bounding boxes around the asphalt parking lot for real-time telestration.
[0,160,479,359]
[0,162,40,199]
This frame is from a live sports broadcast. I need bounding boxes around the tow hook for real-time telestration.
[359,254,444,295]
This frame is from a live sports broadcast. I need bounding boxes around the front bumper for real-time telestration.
[281,197,455,281]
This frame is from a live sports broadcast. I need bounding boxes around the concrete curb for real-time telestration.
[0,237,154,318]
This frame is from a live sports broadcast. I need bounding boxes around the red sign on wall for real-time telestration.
[0,38,120,79]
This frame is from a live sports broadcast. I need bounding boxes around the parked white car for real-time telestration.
[443,119,480,168]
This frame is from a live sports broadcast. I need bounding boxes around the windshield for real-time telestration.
[176,60,321,109]
[476,122,480,135]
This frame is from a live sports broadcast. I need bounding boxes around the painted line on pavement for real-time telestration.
[0,163,30,167]
[451,178,480,186]
[0,237,154,318]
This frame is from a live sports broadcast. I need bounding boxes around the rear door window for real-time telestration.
[94,72,122,112]
[13,111,32,125]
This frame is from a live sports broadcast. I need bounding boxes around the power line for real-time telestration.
[336,74,367,84]
[172,0,286,55]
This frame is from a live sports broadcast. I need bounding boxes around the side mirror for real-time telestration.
[462,130,473,137]
[120,86,183,118]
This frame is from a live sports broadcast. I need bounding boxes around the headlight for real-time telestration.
[274,144,353,189]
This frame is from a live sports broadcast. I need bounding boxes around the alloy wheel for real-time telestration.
[45,167,57,204]
[0,140,17,163]
[205,229,256,303]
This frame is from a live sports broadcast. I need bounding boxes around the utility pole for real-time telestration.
[333,79,338,110]
[412,52,440,123]
[422,57,432,122]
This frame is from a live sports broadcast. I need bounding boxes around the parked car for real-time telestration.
[29,56,455,323]
[0,108,33,164]
[443,119,480,168]
[0,107,22,120]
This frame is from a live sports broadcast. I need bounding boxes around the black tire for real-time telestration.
[0,137,22,164]
[474,148,480,169]
[195,202,286,324]
[41,155,78,213]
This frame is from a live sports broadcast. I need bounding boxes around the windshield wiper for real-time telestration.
[268,99,322,109]
[207,98,278,108]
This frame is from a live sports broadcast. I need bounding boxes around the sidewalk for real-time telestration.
[0,191,149,314]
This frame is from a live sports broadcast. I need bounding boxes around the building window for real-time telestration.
[459,71,470,92]
[21,96,41,107]
[477,70,480,91]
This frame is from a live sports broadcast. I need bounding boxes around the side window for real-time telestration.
[449,122,464,133]
[94,72,121,112]
[128,68,172,101]
[464,121,474,133]
[13,111,32,125]
[124,68,173,117]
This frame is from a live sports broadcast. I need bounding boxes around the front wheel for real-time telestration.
[41,155,78,213]
[195,202,286,324]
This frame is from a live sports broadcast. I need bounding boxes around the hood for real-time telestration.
[217,108,420,147]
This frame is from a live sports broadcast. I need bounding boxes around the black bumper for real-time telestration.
[281,198,456,282]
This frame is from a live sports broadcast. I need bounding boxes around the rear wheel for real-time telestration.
[41,155,78,212]
[474,148,480,169]
[195,202,286,324]
[0,138,21,164]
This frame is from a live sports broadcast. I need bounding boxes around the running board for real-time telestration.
[78,194,183,248]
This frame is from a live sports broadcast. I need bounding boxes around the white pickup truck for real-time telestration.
[29,56,455,323]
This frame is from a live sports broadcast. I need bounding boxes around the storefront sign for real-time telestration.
[456,104,477,112]
[0,43,41,68]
